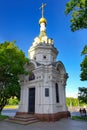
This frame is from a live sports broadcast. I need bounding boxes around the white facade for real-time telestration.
[18,60,68,114]
[18,5,68,117]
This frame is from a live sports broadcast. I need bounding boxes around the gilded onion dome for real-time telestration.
[32,3,54,46]
[39,17,47,24]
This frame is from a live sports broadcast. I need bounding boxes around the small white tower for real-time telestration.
[18,3,69,121]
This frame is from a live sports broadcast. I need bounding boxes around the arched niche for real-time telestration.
[28,62,36,81]
[30,60,38,69]
[28,60,38,72]
[29,72,35,81]
[56,61,66,75]
[24,60,37,72]
[28,62,35,71]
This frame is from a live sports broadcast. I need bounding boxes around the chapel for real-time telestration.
[17,3,69,121]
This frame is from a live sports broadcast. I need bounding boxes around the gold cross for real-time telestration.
[39,3,46,18]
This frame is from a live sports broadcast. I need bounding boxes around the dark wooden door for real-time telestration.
[28,88,35,113]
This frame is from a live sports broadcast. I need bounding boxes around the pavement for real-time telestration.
[1,109,87,130]
[0,118,87,130]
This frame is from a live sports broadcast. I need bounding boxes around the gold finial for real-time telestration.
[39,3,46,18]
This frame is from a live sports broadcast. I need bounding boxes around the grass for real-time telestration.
[72,116,87,121]
[0,114,9,120]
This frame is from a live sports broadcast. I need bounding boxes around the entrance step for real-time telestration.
[8,114,39,125]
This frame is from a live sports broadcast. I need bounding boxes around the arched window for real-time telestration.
[29,73,35,81]
[55,83,59,103]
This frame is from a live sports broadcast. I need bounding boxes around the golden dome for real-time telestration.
[39,17,47,24]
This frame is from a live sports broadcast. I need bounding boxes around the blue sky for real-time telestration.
[0,0,87,97]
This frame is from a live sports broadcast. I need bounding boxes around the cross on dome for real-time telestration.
[39,3,46,18]
[39,3,47,25]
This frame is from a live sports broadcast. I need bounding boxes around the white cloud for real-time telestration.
[66,92,78,98]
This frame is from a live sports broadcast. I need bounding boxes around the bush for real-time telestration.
[7,97,19,105]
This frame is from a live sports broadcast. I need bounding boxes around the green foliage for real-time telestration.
[80,45,87,81]
[0,115,8,120]
[66,97,79,106]
[72,116,87,121]
[65,1,87,80]
[78,87,87,104]
[65,0,87,31]
[0,41,29,112]
[81,45,87,54]
[7,97,19,105]
[80,56,87,80]
[65,1,87,105]
[0,41,28,77]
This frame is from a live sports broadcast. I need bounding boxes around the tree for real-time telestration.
[65,0,87,31]
[80,45,87,80]
[78,87,87,104]
[65,0,87,103]
[79,45,87,103]
[66,97,79,106]
[65,0,87,79]
[0,41,29,112]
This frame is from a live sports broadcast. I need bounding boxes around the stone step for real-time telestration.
[8,114,39,125]
[7,118,39,125]
[10,117,38,122]
[15,114,35,119]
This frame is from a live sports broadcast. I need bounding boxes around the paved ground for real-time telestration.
[0,118,87,130]
[1,109,87,130]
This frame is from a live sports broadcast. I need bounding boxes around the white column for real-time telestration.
[18,85,28,112]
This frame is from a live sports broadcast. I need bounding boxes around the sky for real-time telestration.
[0,0,87,98]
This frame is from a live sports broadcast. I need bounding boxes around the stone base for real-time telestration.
[16,112,28,116]
[15,111,70,121]
[35,111,70,121]
[9,112,39,125]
